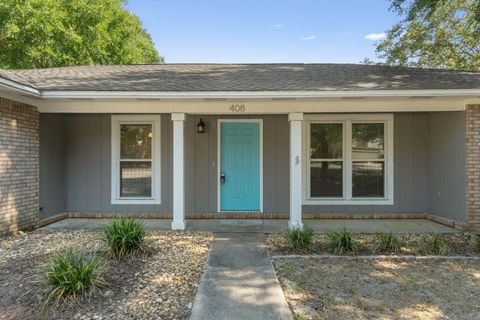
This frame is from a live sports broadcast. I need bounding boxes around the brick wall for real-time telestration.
[0,98,39,236]
[466,105,480,232]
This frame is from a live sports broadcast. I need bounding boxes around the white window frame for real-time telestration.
[303,114,394,205]
[111,115,161,205]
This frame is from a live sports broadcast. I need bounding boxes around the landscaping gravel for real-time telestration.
[0,230,212,320]
[273,257,480,319]
[266,232,480,256]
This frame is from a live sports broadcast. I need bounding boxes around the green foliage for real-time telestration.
[422,234,450,255]
[375,0,480,71]
[327,228,357,255]
[285,227,314,251]
[375,233,405,253]
[473,234,480,252]
[20,224,37,232]
[277,261,298,278]
[37,249,106,308]
[103,218,149,259]
[0,0,162,69]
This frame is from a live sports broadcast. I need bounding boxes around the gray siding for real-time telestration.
[38,112,467,221]
[428,112,466,222]
[39,114,66,218]
[63,114,172,213]
[184,115,289,212]
[303,113,430,213]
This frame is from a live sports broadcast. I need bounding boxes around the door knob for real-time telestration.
[220,172,226,183]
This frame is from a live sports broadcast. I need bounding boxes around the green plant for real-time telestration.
[423,234,450,255]
[285,227,314,251]
[20,224,37,232]
[375,233,405,254]
[473,234,480,252]
[327,228,357,255]
[37,249,106,308]
[103,218,149,259]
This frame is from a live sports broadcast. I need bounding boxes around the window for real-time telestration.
[304,114,393,205]
[111,115,161,204]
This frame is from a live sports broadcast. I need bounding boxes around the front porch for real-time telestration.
[40,218,457,234]
[38,110,472,231]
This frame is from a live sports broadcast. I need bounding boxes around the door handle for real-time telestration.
[220,172,226,184]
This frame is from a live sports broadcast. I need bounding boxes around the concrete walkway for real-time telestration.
[189,233,292,320]
[41,218,458,234]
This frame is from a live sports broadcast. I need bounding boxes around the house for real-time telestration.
[0,63,479,235]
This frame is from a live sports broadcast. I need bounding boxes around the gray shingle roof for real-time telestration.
[4,63,480,92]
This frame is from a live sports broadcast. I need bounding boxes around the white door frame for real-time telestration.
[217,119,264,212]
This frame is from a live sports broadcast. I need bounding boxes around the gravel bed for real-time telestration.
[0,230,212,320]
[273,257,480,319]
[266,233,480,256]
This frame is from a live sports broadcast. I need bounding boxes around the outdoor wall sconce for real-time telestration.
[197,118,206,133]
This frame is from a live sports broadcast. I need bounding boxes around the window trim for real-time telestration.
[302,114,394,205]
[111,115,161,205]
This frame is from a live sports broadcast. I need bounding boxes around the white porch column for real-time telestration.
[288,113,304,230]
[171,113,186,230]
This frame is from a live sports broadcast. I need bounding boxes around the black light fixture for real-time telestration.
[197,118,206,133]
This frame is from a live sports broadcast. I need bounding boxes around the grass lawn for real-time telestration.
[273,257,480,320]
[0,230,212,320]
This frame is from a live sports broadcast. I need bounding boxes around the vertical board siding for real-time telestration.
[428,112,467,222]
[38,112,466,219]
[39,114,66,218]
[63,114,172,213]
[303,113,430,213]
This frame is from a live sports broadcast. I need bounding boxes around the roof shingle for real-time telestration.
[4,63,480,92]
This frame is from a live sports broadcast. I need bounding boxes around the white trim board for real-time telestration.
[33,96,473,113]
[111,115,161,205]
[39,89,480,99]
[217,119,264,212]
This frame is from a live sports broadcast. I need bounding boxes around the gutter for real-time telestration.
[0,76,41,97]
[40,89,480,99]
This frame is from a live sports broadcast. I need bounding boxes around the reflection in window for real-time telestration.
[308,119,389,201]
[120,162,152,197]
[311,161,343,197]
[119,124,153,198]
[352,162,385,197]
[310,123,343,198]
[352,123,384,159]
[120,124,152,159]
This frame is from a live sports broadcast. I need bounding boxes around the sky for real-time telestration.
[124,0,400,64]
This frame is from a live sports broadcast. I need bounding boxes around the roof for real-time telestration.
[2,63,480,92]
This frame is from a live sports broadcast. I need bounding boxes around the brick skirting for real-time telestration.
[0,98,39,236]
[44,211,427,221]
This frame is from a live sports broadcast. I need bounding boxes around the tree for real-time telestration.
[375,0,480,71]
[0,0,162,69]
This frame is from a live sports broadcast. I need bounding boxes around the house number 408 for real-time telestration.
[229,104,245,112]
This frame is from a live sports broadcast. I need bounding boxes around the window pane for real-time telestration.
[120,124,152,159]
[310,123,343,159]
[352,162,384,197]
[120,162,152,197]
[352,123,384,159]
[310,161,343,197]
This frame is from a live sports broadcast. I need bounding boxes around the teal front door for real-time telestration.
[220,122,261,211]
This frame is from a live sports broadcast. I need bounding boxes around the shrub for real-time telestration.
[422,234,450,255]
[327,228,357,255]
[473,234,480,252]
[375,232,405,254]
[103,218,149,259]
[286,226,314,251]
[37,249,106,308]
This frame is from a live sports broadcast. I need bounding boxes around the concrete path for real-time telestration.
[41,218,458,234]
[189,233,292,320]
